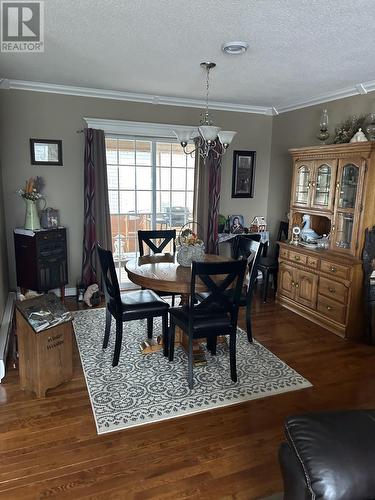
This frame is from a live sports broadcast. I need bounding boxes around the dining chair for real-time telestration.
[168,259,247,389]
[96,243,170,367]
[138,229,177,306]
[258,221,289,302]
[235,237,263,342]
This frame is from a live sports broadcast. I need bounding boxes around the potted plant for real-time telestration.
[218,214,227,234]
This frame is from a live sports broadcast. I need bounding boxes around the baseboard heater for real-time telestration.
[0,292,16,382]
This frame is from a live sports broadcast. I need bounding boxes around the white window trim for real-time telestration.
[83,117,198,139]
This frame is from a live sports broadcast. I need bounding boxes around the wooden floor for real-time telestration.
[1,292,375,499]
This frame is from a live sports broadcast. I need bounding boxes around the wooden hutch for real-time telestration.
[277,142,375,339]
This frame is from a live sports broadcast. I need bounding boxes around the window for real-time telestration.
[105,136,195,287]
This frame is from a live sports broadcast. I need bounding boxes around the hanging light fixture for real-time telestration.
[173,62,236,159]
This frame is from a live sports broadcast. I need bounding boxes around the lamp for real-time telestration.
[174,62,236,159]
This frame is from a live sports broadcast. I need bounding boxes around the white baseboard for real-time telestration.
[0,292,16,382]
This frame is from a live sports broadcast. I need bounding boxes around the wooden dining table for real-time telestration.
[125,252,231,362]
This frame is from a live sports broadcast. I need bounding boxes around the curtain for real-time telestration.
[193,142,222,254]
[206,147,222,254]
[82,128,112,286]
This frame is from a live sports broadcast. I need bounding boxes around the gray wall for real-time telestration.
[267,93,375,241]
[0,90,272,289]
[0,163,9,319]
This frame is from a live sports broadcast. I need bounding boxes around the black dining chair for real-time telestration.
[258,221,289,302]
[138,230,177,306]
[97,243,170,367]
[235,237,264,342]
[168,259,247,389]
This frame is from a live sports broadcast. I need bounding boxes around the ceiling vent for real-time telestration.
[222,41,249,55]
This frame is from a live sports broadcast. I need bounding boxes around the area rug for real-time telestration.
[73,308,311,434]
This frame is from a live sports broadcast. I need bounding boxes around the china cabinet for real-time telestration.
[277,143,375,339]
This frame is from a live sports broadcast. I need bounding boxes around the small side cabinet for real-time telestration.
[14,228,68,298]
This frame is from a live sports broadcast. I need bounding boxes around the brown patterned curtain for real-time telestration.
[193,143,222,254]
[82,128,111,286]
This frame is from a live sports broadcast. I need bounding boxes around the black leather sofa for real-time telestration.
[279,410,375,500]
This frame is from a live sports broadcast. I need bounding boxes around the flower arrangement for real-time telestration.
[177,223,205,267]
[179,229,203,246]
[17,176,44,201]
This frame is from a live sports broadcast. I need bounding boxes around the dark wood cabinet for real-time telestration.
[14,228,68,297]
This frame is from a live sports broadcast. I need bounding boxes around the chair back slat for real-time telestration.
[138,230,176,256]
[96,243,122,311]
[237,237,263,292]
[191,260,247,326]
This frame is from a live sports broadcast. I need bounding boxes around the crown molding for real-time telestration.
[275,79,375,114]
[3,77,375,116]
[1,79,274,116]
[84,117,199,138]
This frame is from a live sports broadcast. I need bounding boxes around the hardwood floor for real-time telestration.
[1,292,375,499]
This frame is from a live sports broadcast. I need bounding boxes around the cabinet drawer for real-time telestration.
[289,251,307,265]
[319,277,348,304]
[320,260,350,280]
[307,256,319,269]
[317,295,347,324]
[279,247,289,260]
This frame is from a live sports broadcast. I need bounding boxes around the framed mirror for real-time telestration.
[30,139,63,166]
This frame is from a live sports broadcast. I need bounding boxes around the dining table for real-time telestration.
[125,252,231,363]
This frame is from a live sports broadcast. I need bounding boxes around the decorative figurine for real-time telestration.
[350,128,368,143]
[300,214,320,243]
[83,283,99,307]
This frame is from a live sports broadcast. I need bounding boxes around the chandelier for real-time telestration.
[173,62,236,159]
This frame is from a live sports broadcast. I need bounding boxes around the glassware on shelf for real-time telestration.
[338,164,359,209]
[295,165,310,204]
[335,212,354,249]
[314,164,331,206]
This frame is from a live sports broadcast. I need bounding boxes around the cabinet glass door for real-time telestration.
[293,163,312,206]
[338,164,359,209]
[334,212,354,250]
[312,162,336,210]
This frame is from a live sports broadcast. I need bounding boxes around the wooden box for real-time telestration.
[16,310,73,398]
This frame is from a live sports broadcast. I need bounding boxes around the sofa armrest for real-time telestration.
[283,410,375,500]
[279,442,311,500]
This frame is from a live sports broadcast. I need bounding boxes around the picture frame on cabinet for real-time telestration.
[231,150,256,198]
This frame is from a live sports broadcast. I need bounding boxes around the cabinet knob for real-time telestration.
[291,281,295,287]
[330,266,337,273]
[327,306,333,311]
[295,283,299,288]
[294,255,301,261]
[312,181,316,187]
[328,287,335,293]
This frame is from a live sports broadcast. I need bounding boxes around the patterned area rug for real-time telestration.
[73,308,311,434]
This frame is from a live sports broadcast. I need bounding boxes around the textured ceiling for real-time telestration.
[1,0,375,108]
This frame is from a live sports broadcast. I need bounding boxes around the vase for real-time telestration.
[24,199,41,230]
[176,244,205,267]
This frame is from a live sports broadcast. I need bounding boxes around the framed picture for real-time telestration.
[231,150,256,198]
[229,214,245,234]
[30,139,63,166]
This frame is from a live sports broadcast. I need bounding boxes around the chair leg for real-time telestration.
[188,334,194,389]
[246,304,253,343]
[162,313,168,357]
[147,317,153,339]
[103,308,111,349]
[112,318,123,367]
[273,270,278,294]
[262,270,269,303]
[168,321,176,361]
[171,294,175,307]
[229,332,237,383]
